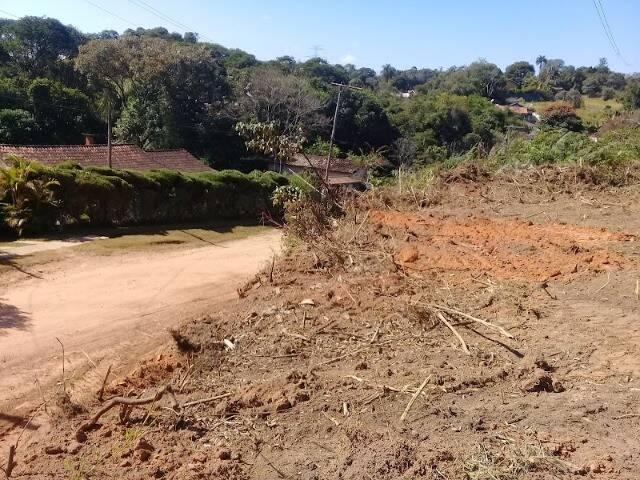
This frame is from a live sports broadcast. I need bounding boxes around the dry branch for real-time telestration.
[97,364,112,401]
[436,312,470,355]
[55,337,65,394]
[424,303,514,339]
[400,375,431,422]
[3,445,15,478]
[78,385,179,433]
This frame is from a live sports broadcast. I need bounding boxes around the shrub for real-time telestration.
[0,158,289,235]
[540,102,584,132]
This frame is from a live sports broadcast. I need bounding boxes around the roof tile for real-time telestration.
[0,144,211,173]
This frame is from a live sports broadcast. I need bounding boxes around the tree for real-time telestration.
[535,55,548,70]
[232,67,326,137]
[465,61,506,99]
[330,90,397,151]
[28,78,98,144]
[76,36,230,154]
[622,78,640,110]
[505,61,535,90]
[0,109,38,143]
[380,64,397,83]
[0,16,84,78]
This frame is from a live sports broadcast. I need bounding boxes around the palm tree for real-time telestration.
[381,64,397,83]
[535,55,547,70]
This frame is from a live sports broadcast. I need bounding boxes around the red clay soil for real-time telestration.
[3,173,640,480]
[373,210,635,282]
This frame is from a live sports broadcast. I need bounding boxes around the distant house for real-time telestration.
[495,102,538,123]
[397,90,417,99]
[0,142,211,172]
[270,154,369,187]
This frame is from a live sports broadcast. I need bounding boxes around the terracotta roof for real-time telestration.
[287,154,363,174]
[0,144,211,172]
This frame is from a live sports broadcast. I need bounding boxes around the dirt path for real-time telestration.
[0,230,281,428]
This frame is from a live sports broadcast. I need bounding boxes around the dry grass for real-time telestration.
[464,436,568,480]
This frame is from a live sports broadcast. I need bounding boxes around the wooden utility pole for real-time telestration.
[324,82,362,182]
[107,101,113,169]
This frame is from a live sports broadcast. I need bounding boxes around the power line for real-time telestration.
[82,0,139,28]
[126,0,214,43]
[0,8,19,19]
[592,0,630,66]
[593,0,618,55]
[128,0,190,31]
[597,0,621,54]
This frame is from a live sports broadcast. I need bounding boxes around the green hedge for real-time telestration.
[0,160,289,235]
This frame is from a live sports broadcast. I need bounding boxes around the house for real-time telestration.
[495,102,538,123]
[0,142,211,173]
[270,154,369,187]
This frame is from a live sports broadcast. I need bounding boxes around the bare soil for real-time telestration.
[0,229,281,436]
[3,169,640,479]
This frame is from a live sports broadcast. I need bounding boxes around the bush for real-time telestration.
[540,102,584,132]
[0,158,289,235]
[490,126,640,167]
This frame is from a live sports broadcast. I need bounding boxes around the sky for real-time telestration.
[1,0,638,73]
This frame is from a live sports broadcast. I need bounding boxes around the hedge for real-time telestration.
[0,159,290,235]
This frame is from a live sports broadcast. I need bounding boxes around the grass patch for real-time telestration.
[531,97,623,125]
[74,222,272,256]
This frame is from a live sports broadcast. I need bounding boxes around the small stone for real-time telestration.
[300,299,315,306]
[295,391,310,403]
[191,452,207,464]
[589,463,604,474]
[134,437,154,452]
[67,441,83,454]
[44,446,64,455]
[135,449,151,462]
[520,369,556,393]
[276,399,292,412]
[119,459,132,468]
[75,430,87,443]
[398,245,419,263]
[218,449,231,460]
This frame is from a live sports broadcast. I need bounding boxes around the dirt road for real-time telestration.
[0,229,281,425]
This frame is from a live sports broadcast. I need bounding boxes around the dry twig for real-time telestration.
[436,312,470,355]
[97,364,112,402]
[400,375,431,422]
[55,337,65,394]
[78,385,179,433]
[423,303,514,339]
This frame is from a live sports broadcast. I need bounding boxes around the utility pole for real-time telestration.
[324,82,362,182]
[107,100,113,169]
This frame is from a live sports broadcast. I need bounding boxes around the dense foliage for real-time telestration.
[1,15,637,172]
[0,158,289,235]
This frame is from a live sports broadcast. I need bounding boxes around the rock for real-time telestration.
[191,452,207,464]
[398,245,419,263]
[276,399,292,412]
[134,437,154,452]
[44,446,64,455]
[520,368,564,393]
[300,299,315,306]
[75,430,88,443]
[67,441,83,455]
[295,391,310,403]
[119,459,132,468]
[218,449,231,460]
[135,449,152,462]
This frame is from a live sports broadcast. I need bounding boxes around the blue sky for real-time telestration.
[1,0,638,73]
